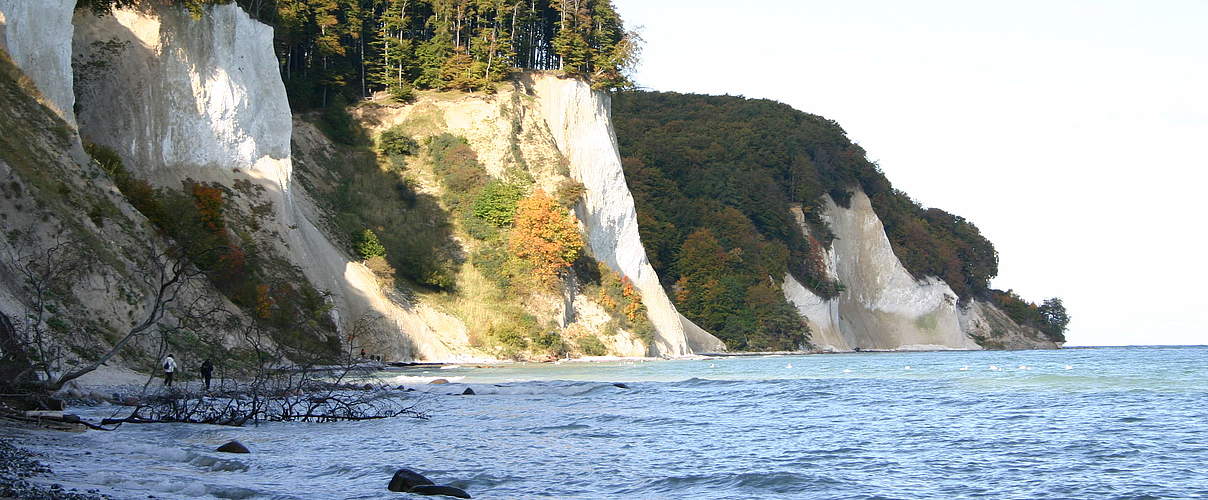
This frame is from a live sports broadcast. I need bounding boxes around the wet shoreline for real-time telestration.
[0,436,107,500]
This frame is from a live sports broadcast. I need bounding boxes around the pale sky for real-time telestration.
[613,0,1208,346]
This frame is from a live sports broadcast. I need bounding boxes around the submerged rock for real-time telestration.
[387,468,434,492]
[461,387,475,395]
[216,441,250,454]
[409,485,472,498]
[612,383,629,389]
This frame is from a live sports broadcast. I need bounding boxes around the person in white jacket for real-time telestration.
[163,354,177,387]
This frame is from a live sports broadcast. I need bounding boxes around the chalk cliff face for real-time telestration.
[783,190,978,351]
[349,74,722,357]
[72,4,290,189]
[70,3,488,362]
[527,76,706,356]
[0,3,251,371]
[0,0,77,126]
[61,3,716,360]
[783,190,1054,351]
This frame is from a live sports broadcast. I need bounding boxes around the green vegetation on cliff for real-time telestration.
[84,143,342,358]
[992,292,1070,343]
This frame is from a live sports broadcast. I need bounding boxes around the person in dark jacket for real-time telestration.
[200,359,214,391]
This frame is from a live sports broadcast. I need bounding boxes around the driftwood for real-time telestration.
[0,406,109,432]
[100,378,429,427]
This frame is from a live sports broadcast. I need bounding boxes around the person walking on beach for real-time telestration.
[200,359,214,391]
[163,354,177,387]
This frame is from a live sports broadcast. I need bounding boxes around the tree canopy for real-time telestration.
[80,0,641,109]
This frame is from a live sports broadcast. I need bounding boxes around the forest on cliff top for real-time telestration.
[79,0,639,108]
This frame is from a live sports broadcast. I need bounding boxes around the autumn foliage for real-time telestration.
[84,142,340,358]
[509,190,584,289]
[191,184,226,234]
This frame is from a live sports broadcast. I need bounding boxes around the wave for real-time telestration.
[187,453,250,472]
[529,423,591,433]
[615,471,844,495]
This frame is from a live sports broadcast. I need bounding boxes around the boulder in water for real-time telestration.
[461,387,475,395]
[216,441,250,454]
[613,383,629,389]
[388,468,435,492]
[409,485,472,498]
[429,379,449,385]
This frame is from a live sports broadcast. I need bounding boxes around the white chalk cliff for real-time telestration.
[0,0,77,126]
[528,76,708,356]
[1,0,1050,358]
[782,190,1056,351]
[783,191,978,351]
[348,74,723,357]
[55,2,716,359]
[69,3,483,361]
[72,5,290,187]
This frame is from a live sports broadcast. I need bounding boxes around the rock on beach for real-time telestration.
[216,441,250,454]
[387,468,434,492]
[409,484,472,498]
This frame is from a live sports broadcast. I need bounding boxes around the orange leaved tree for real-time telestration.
[509,190,585,289]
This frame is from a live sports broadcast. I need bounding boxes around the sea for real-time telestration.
[5,346,1207,499]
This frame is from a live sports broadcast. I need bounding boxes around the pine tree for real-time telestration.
[161,0,639,108]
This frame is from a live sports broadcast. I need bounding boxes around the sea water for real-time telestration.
[5,346,1207,499]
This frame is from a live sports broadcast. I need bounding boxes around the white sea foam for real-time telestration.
[377,374,468,386]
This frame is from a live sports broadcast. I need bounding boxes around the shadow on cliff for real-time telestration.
[296,130,461,293]
[290,126,459,360]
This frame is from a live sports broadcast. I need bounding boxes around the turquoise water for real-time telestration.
[12,346,1208,498]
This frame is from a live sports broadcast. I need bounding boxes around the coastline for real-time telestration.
[0,346,1203,498]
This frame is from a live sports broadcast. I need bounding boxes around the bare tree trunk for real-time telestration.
[49,247,209,392]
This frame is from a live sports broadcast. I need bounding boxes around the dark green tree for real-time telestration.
[1037,297,1070,342]
[354,229,387,259]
